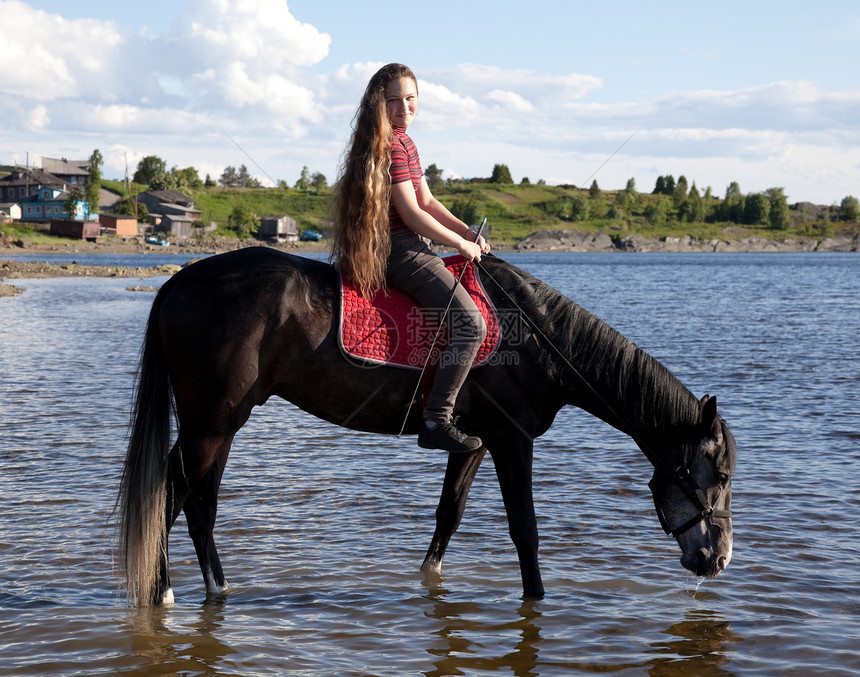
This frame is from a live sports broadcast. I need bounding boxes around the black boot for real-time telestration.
[418,420,482,453]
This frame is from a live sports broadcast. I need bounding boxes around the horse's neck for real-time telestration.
[549,297,699,441]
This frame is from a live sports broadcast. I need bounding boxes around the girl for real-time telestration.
[331,63,491,453]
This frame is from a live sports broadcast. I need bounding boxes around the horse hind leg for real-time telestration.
[167,432,235,600]
[184,470,230,598]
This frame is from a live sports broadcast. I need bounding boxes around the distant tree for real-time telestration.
[219,165,258,188]
[569,194,590,221]
[153,166,200,192]
[86,148,103,217]
[174,166,202,190]
[673,175,688,205]
[228,203,257,237]
[520,176,531,185]
[721,182,745,222]
[839,195,859,221]
[766,187,791,230]
[238,164,260,188]
[589,180,601,198]
[490,163,513,184]
[679,183,704,223]
[424,163,443,190]
[662,175,676,196]
[624,178,638,205]
[615,184,636,213]
[114,196,148,222]
[653,176,666,195]
[645,196,671,227]
[295,166,310,192]
[64,187,85,219]
[311,171,328,193]
[204,173,216,188]
[744,193,771,225]
[133,155,167,188]
[219,166,239,187]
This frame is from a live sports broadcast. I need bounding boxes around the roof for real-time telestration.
[41,157,89,177]
[143,189,193,205]
[0,168,65,189]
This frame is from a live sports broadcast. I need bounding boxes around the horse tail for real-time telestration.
[116,283,174,607]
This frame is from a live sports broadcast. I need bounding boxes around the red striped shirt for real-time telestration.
[389,126,422,230]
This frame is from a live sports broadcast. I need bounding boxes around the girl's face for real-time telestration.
[385,77,418,128]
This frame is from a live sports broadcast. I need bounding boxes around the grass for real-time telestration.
[190,187,332,234]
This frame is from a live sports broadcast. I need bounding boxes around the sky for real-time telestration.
[2,0,859,205]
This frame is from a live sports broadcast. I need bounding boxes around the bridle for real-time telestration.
[474,258,733,541]
[648,461,732,539]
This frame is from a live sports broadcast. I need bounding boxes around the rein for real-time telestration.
[474,258,731,539]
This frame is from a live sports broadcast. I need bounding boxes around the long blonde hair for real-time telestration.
[331,63,417,298]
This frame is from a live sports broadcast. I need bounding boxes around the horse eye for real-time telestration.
[716,472,730,486]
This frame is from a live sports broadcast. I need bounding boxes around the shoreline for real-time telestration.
[1,230,857,298]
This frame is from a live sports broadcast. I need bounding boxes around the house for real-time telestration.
[0,167,65,203]
[99,213,139,237]
[155,214,194,239]
[0,162,95,223]
[258,215,298,242]
[139,190,201,239]
[40,157,90,187]
[21,186,89,223]
[0,203,22,223]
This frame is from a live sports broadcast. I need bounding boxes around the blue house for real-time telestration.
[20,186,90,223]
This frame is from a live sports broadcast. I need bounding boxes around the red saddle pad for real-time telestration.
[339,256,500,370]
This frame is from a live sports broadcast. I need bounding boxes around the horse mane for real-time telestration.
[480,256,703,440]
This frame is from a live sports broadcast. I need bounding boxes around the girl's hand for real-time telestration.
[475,234,491,254]
[458,238,483,262]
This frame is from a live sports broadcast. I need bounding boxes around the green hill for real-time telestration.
[184,182,854,245]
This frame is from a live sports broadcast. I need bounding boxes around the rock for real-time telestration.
[817,234,859,252]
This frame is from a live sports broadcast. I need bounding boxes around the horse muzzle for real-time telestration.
[681,542,732,577]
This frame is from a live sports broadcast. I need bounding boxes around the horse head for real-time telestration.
[648,395,735,578]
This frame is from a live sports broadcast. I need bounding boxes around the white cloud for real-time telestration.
[1,0,123,100]
[487,90,534,113]
[25,104,50,131]
[430,64,602,103]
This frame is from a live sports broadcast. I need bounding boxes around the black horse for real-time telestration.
[117,247,735,607]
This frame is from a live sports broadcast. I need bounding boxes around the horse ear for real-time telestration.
[701,395,721,439]
[701,394,718,425]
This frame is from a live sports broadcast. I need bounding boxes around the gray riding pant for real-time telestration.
[386,228,486,425]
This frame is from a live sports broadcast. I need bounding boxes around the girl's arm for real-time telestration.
[412,179,491,252]
[391,180,483,260]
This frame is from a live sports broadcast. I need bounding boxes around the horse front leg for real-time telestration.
[490,440,544,599]
[421,448,487,575]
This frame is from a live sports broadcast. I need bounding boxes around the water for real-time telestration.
[0,252,858,676]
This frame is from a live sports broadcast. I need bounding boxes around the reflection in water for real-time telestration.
[647,607,743,677]
[424,580,543,677]
[424,572,743,676]
[122,601,237,675]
